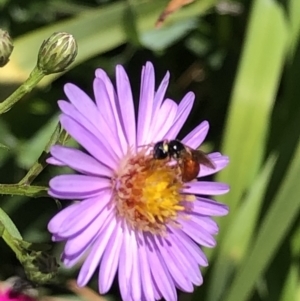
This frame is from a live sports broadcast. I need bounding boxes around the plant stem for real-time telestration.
[18,123,61,185]
[0,184,48,198]
[0,66,45,114]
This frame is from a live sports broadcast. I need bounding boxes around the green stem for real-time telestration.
[18,123,61,185]
[0,66,45,114]
[0,184,48,198]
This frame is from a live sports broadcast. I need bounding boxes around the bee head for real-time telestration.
[153,140,169,159]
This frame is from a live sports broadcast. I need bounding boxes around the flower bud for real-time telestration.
[37,32,78,75]
[0,29,14,67]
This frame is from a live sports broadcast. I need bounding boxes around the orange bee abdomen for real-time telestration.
[181,159,200,182]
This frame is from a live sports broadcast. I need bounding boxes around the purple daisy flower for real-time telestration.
[47,62,229,301]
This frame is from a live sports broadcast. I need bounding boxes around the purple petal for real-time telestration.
[180,219,216,248]
[138,235,155,301]
[46,156,65,166]
[63,83,97,121]
[49,174,110,195]
[48,203,79,233]
[150,99,177,142]
[119,225,134,301]
[58,101,122,159]
[60,114,118,169]
[137,62,155,145]
[146,235,177,301]
[198,152,229,177]
[64,219,100,257]
[170,228,208,267]
[183,181,230,195]
[50,145,113,177]
[155,236,193,292]
[94,72,127,153]
[99,221,123,294]
[115,65,136,147]
[151,71,170,120]
[129,232,142,301]
[58,193,112,237]
[182,121,209,148]
[164,92,195,140]
[164,230,203,284]
[189,215,219,235]
[77,212,116,286]
[193,197,229,216]
[62,249,87,268]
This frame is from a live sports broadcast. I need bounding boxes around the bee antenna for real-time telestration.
[137,143,154,148]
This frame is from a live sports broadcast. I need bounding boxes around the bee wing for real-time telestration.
[190,149,216,169]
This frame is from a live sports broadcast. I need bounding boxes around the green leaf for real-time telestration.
[141,18,198,51]
[0,207,22,240]
[1,0,219,86]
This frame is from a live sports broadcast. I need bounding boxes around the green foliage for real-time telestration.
[0,0,299,300]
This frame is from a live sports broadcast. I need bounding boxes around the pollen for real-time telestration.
[112,147,194,234]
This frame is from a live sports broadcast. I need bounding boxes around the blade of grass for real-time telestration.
[204,155,277,301]
[216,0,288,222]
[223,137,300,301]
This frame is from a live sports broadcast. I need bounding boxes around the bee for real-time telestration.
[153,140,215,182]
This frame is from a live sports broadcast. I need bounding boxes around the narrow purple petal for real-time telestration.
[198,152,229,177]
[58,193,112,237]
[119,225,134,301]
[146,235,177,301]
[189,215,219,235]
[155,236,193,292]
[183,181,230,195]
[49,175,110,195]
[193,197,229,216]
[64,83,97,120]
[164,92,195,140]
[138,235,155,301]
[151,71,170,120]
[60,114,118,169]
[46,156,65,166]
[48,203,79,233]
[49,189,103,200]
[77,212,116,286]
[94,71,127,153]
[64,219,100,257]
[167,230,203,284]
[137,62,155,145]
[99,221,123,294]
[58,101,122,159]
[180,219,216,248]
[115,65,136,147]
[50,145,113,177]
[62,249,87,268]
[129,232,142,301]
[164,230,203,285]
[170,228,208,267]
[182,121,209,148]
[150,99,177,142]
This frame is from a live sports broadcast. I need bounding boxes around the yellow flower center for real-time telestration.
[112,147,194,234]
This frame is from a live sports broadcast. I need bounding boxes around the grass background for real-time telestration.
[0,0,299,300]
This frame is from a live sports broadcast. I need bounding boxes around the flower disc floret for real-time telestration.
[113,147,192,234]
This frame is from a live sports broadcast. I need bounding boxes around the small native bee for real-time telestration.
[153,140,215,182]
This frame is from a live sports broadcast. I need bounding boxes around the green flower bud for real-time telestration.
[37,32,78,75]
[0,29,14,67]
